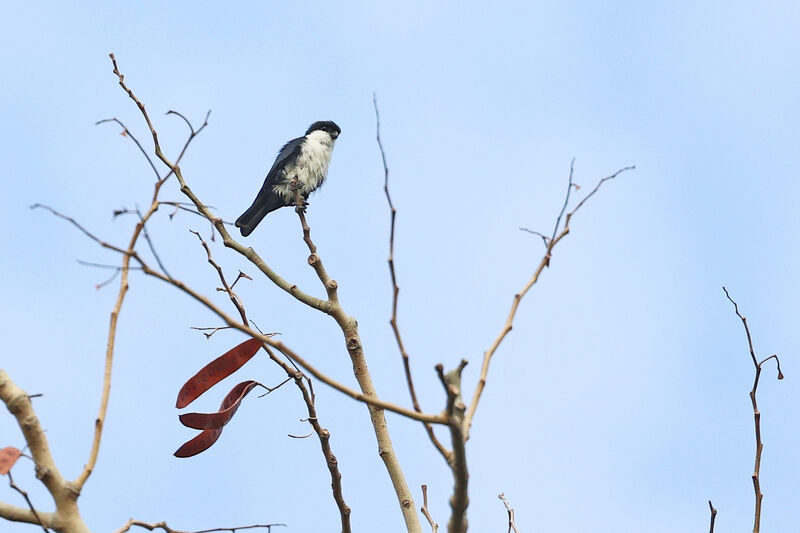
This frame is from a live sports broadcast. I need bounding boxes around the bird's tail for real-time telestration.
[235,199,282,236]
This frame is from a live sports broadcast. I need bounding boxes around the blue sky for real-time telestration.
[2,1,800,532]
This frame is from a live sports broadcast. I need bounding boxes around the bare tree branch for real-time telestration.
[96,117,161,181]
[550,159,577,241]
[707,500,717,533]
[0,500,54,529]
[518,227,549,247]
[267,344,351,533]
[190,325,233,339]
[190,230,248,324]
[420,485,439,533]
[722,287,783,533]
[0,369,87,531]
[7,471,50,532]
[113,519,284,533]
[464,163,635,439]
[374,94,451,464]
[138,207,172,279]
[498,493,521,533]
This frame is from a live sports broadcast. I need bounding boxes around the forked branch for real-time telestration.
[498,493,521,533]
[722,287,783,533]
[112,519,285,533]
[464,162,634,439]
[0,370,82,530]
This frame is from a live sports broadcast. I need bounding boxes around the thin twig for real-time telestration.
[254,376,292,399]
[518,227,549,247]
[708,500,717,533]
[722,287,783,533]
[163,202,209,220]
[374,94,451,463]
[420,485,439,533]
[95,268,122,289]
[32,204,130,254]
[464,163,634,439]
[230,271,252,290]
[113,519,284,533]
[190,326,232,339]
[7,472,50,532]
[76,200,143,489]
[262,343,351,533]
[96,117,161,180]
[498,493,521,533]
[193,526,282,533]
[115,203,216,221]
[77,260,143,270]
[190,230,247,324]
[138,207,172,279]
[163,109,212,183]
[550,158,577,242]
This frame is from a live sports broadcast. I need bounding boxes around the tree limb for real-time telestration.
[0,370,89,532]
[722,287,783,533]
[464,163,634,439]
[374,94,451,464]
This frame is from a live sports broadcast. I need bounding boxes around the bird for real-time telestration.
[235,120,341,236]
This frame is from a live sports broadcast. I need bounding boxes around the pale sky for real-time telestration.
[2,2,800,532]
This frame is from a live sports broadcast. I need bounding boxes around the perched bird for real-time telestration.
[235,120,341,236]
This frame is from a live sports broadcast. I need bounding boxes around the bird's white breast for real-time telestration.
[274,130,336,202]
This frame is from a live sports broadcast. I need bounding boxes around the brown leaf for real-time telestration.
[174,381,259,458]
[176,338,262,408]
[174,428,223,458]
[179,380,258,430]
[0,447,22,475]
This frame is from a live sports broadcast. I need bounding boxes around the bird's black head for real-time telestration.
[307,120,341,139]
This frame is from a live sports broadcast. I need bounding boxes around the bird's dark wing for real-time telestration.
[258,136,305,192]
[235,136,305,237]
